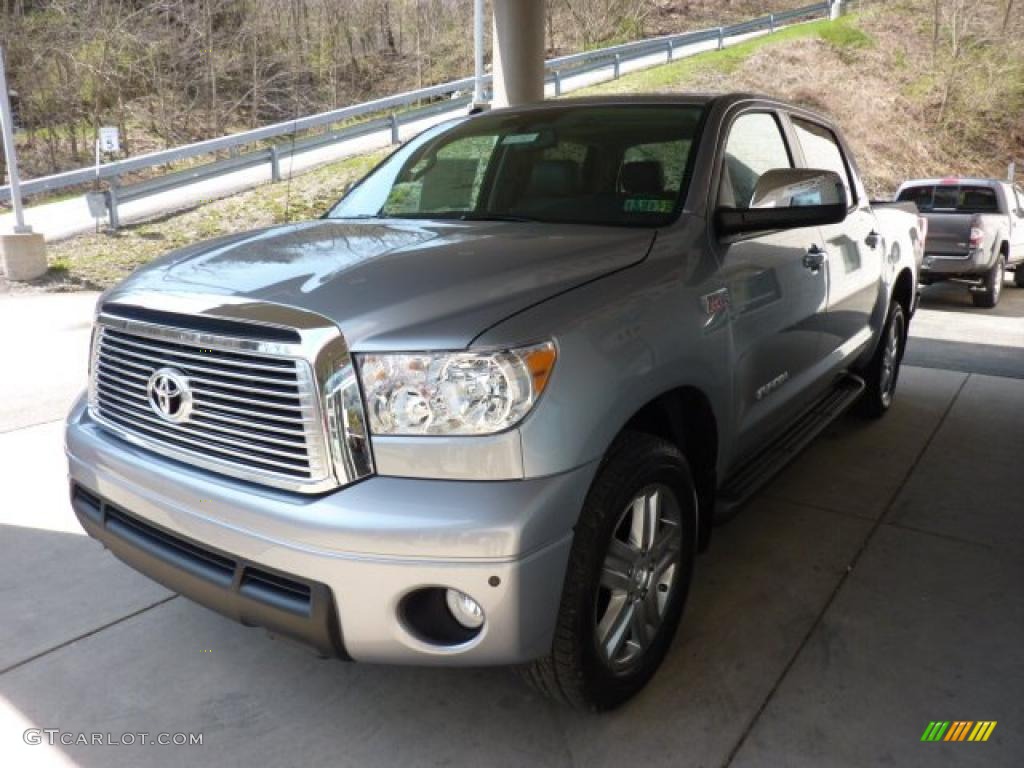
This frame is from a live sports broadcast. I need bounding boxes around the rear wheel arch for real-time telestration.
[891,267,914,320]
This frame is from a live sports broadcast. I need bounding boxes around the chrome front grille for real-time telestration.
[87,309,343,493]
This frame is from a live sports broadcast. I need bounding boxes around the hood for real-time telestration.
[106,218,655,349]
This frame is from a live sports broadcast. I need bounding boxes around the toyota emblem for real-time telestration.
[147,368,193,424]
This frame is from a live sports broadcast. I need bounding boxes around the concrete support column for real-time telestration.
[492,0,545,108]
[0,232,47,281]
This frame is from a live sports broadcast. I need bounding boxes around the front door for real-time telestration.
[713,110,830,460]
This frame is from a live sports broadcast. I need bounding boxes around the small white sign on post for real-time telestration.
[99,125,120,154]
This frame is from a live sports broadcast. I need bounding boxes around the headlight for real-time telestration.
[323,361,375,483]
[356,342,557,436]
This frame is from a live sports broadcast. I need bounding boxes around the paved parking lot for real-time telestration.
[2,281,1022,767]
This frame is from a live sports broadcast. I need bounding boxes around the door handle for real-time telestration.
[803,247,827,272]
[865,230,881,249]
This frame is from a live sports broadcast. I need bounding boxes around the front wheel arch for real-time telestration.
[616,386,718,550]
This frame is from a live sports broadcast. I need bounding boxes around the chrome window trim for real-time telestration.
[87,291,374,494]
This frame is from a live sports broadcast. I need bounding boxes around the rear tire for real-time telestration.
[1014,266,1024,288]
[859,300,906,419]
[972,257,1004,308]
[522,432,697,711]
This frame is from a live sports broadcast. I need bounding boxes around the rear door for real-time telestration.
[789,115,881,360]
[711,109,831,458]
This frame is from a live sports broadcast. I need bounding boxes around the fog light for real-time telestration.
[445,589,485,629]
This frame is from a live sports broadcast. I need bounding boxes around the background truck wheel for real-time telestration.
[972,258,1004,308]
[859,300,907,419]
[522,431,697,711]
[1014,267,1024,288]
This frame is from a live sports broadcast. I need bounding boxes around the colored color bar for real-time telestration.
[923,720,997,743]
[944,721,962,741]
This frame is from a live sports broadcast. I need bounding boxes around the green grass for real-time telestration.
[578,15,872,94]
[817,19,873,49]
[35,149,386,291]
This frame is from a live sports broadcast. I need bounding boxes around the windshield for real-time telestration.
[328,104,706,227]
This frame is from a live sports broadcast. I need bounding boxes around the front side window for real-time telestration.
[718,112,792,209]
[330,104,705,227]
[792,118,855,205]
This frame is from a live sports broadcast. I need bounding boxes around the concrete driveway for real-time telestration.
[1,281,1022,767]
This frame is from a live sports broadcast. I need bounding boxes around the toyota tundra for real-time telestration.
[67,94,919,710]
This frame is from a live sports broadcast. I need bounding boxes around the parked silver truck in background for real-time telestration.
[897,178,1024,307]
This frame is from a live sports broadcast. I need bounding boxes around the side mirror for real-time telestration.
[716,168,849,236]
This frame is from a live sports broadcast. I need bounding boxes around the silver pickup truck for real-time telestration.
[897,178,1024,307]
[67,94,919,710]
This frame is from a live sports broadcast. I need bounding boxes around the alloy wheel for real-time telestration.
[595,484,682,673]
[879,311,904,408]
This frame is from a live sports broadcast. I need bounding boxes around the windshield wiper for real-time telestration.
[457,213,538,223]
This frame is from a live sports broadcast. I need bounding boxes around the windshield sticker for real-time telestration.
[624,198,674,214]
[501,132,540,145]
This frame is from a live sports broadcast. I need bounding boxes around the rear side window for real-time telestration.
[792,118,855,206]
[897,184,999,213]
[719,112,792,209]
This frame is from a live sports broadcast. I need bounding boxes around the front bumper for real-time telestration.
[66,397,594,665]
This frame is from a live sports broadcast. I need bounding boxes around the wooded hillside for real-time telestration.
[0,0,1020,186]
[14,0,1022,293]
[0,0,812,178]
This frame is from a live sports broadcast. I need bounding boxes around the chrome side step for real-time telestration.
[714,374,866,524]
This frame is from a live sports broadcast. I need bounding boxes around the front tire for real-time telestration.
[859,300,907,419]
[972,257,1004,308]
[523,432,697,711]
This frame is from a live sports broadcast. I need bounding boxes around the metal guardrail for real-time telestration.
[1,0,832,227]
